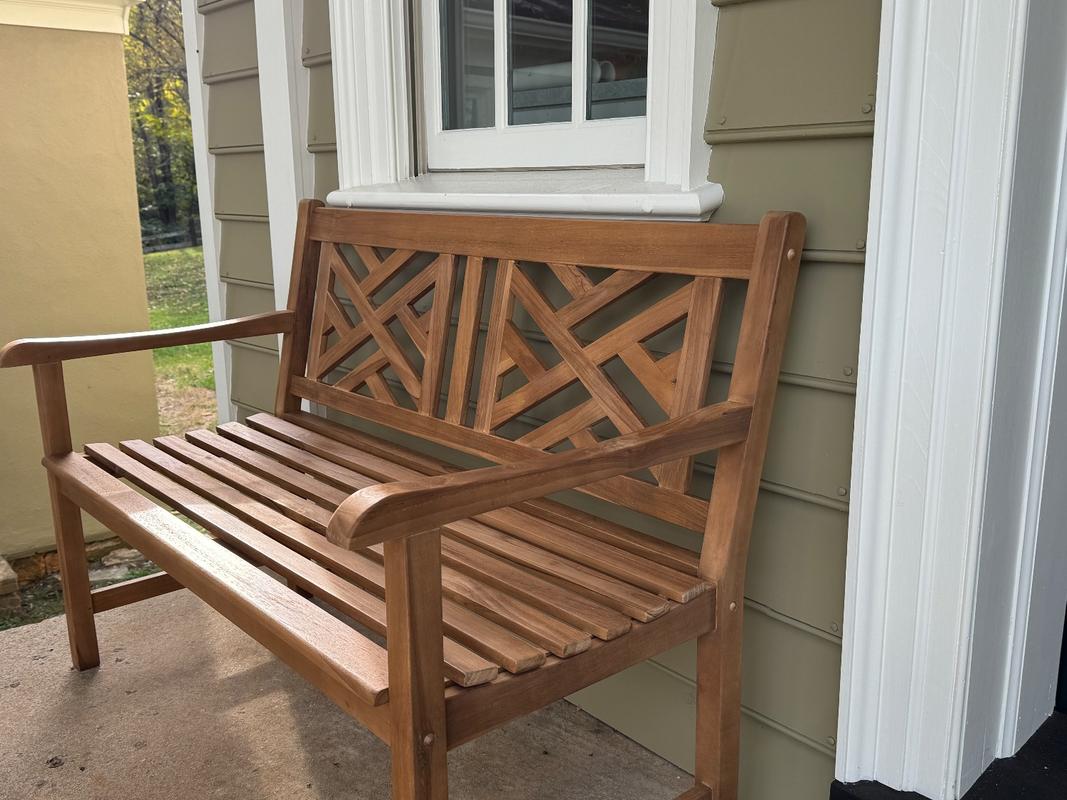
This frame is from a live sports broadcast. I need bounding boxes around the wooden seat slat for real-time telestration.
[217,416,695,622]
[113,440,546,675]
[443,519,671,622]
[217,421,378,490]
[266,411,706,571]
[242,413,707,604]
[185,428,349,507]
[45,451,392,711]
[155,434,333,529]
[439,536,632,639]
[204,424,644,637]
[87,442,498,688]
[139,434,594,660]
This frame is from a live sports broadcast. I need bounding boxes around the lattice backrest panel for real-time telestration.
[293,209,765,529]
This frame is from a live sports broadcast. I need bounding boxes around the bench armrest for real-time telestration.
[0,311,295,368]
[326,400,752,550]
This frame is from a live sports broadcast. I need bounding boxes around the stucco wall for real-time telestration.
[0,24,159,558]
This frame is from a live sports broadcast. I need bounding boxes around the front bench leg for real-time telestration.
[385,528,448,800]
[33,363,99,670]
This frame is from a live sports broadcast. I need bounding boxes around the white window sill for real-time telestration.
[326,169,724,222]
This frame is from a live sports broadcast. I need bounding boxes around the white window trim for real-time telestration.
[419,0,647,170]
[837,1,1067,798]
[327,0,722,221]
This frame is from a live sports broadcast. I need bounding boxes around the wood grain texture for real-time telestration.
[32,362,99,670]
[1,312,294,368]
[275,198,325,414]
[90,572,183,613]
[45,453,393,715]
[326,400,750,550]
[308,207,759,277]
[385,530,449,799]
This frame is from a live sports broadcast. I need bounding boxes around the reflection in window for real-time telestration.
[441,0,495,130]
[509,0,573,125]
[588,0,648,120]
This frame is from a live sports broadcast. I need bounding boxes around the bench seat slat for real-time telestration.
[44,452,392,711]
[109,441,550,674]
[86,443,498,689]
[242,414,709,603]
[212,422,672,628]
[137,436,593,659]
[261,411,703,574]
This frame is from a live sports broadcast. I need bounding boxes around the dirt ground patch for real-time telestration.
[155,376,217,435]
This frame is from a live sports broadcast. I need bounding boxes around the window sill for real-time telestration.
[326,169,724,222]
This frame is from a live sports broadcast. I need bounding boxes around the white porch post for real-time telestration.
[253,0,315,310]
[837,1,1067,798]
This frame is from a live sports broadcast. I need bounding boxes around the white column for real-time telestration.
[254,0,315,310]
[837,1,1067,798]
[180,0,231,422]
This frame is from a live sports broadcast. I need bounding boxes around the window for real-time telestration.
[328,0,719,219]
[422,0,650,170]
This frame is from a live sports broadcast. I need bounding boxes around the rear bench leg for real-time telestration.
[33,363,99,670]
[692,604,744,800]
[385,529,448,800]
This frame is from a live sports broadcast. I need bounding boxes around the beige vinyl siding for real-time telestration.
[569,1,879,796]
[198,0,278,419]
[303,0,338,199]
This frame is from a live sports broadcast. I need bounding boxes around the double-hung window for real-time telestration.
[423,0,650,170]
[328,0,719,219]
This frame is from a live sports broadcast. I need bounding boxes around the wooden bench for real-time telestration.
[0,202,804,800]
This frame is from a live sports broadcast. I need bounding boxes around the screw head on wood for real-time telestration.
[786,248,797,261]
[422,733,435,747]
[729,601,737,612]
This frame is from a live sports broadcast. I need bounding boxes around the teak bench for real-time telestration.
[0,202,804,800]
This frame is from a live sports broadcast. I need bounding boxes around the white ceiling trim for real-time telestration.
[0,0,141,35]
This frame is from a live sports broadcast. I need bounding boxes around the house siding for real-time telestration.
[197,0,278,419]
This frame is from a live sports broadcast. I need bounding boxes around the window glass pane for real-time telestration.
[441,0,495,130]
[588,0,648,120]
[509,0,573,125]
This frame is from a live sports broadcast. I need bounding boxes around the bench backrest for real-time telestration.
[275,202,803,533]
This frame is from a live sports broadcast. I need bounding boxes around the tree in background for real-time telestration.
[125,0,200,248]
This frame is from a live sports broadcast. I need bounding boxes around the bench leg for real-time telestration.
[385,530,448,800]
[693,608,744,800]
[33,363,99,671]
[48,481,100,670]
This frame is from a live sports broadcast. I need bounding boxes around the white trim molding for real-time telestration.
[838,1,1067,798]
[326,0,721,220]
[180,0,231,422]
[0,0,141,34]
[254,0,315,310]
[329,0,416,190]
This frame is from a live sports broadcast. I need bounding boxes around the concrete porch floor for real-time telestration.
[0,590,692,799]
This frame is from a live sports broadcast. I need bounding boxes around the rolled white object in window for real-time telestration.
[511,60,617,91]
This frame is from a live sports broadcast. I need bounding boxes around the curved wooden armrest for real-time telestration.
[0,311,294,368]
[326,400,752,550]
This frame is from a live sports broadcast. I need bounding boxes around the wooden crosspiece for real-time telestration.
[308,243,456,412]
[475,261,724,492]
[306,249,726,494]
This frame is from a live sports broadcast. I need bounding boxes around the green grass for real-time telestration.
[143,246,214,390]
